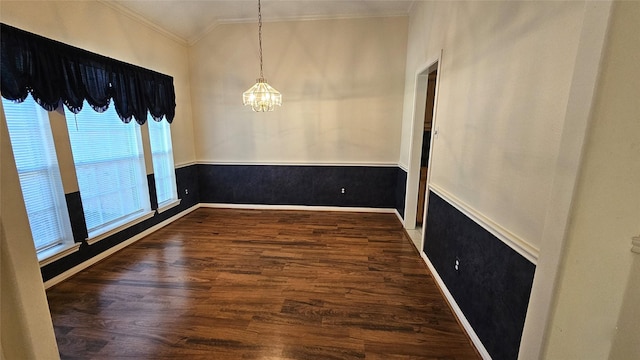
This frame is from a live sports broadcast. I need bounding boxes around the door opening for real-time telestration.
[416,70,437,226]
[404,58,440,250]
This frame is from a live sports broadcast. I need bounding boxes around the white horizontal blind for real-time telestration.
[64,102,150,234]
[2,95,73,252]
[148,118,177,207]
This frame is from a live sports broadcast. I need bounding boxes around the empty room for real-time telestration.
[1,1,638,359]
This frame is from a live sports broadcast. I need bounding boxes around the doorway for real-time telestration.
[416,70,437,226]
[404,59,440,250]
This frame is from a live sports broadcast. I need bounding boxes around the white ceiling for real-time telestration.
[106,0,414,44]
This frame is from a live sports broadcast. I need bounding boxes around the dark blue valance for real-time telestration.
[0,23,175,124]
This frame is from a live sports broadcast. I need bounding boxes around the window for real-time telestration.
[148,117,179,211]
[1,95,75,258]
[64,102,151,240]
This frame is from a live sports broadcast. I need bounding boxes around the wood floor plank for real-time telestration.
[47,208,480,359]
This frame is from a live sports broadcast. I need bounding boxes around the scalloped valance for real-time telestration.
[0,23,175,124]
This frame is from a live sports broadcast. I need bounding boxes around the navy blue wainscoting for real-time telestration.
[423,192,535,360]
[41,164,200,282]
[43,164,399,281]
[198,164,398,209]
[395,168,407,219]
[147,174,159,211]
[65,192,88,242]
[175,164,201,207]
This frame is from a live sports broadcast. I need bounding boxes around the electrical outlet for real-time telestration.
[454,257,460,271]
[341,188,345,194]
[185,189,189,195]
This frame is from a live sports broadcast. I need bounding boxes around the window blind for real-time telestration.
[148,118,178,207]
[2,95,73,251]
[64,102,150,235]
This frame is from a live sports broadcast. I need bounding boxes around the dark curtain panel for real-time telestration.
[0,23,176,124]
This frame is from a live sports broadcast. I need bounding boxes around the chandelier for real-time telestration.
[242,0,282,112]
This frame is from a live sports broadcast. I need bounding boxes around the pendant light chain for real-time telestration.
[258,0,264,79]
[242,0,282,111]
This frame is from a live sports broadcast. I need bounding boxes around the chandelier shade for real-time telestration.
[243,0,281,112]
[243,78,282,112]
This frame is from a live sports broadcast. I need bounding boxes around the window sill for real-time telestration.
[157,199,181,214]
[86,211,155,245]
[38,242,81,267]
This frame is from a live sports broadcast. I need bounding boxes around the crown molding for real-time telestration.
[189,13,409,46]
[97,0,188,45]
[100,0,410,47]
[407,1,419,14]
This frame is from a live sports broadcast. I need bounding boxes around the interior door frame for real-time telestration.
[403,53,442,251]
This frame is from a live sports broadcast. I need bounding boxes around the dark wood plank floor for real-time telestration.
[47,208,480,359]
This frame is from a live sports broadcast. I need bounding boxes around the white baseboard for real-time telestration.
[44,203,401,289]
[198,203,405,228]
[195,160,398,167]
[43,200,487,360]
[43,204,201,289]
[393,208,403,223]
[200,202,397,214]
[420,251,492,360]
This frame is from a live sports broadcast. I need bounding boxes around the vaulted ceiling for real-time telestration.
[106,0,414,44]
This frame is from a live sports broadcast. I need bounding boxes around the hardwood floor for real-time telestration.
[47,208,480,359]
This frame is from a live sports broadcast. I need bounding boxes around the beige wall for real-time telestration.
[0,0,196,166]
[0,1,196,357]
[401,0,586,250]
[403,1,639,358]
[544,1,640,358]
[3,1,637,359]
[1,116,60,359]
[189,17,407,164]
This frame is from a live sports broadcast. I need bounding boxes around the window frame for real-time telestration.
[64,101,153,244]
[148,117,180,213]
[1,95,79,264]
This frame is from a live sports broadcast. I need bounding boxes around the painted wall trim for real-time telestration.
[175,161,197,169]
[86,211,155,245]
[200,202,397,214]
[157,199,182,214]
[43,204,201,289]
[190,13,410,46]
[403,55,442,232]
[519,2,615,358]
[43,202,401,289]
[398,162,409,172]
[420,251,492,360]
[96,0,188,45]
[632,236,640,254]
[196,160,398,168]
[393,209,403,223]
[429,184,539,264]
[38,242,81,267]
